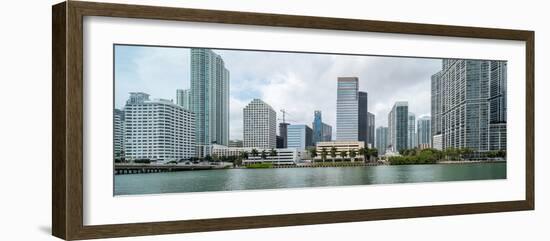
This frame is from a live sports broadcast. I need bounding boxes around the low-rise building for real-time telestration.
[209,145,303,165]
[314,141,365,162]
[432,134,443,150]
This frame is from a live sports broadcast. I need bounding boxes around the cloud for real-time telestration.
[114,45,190,108]
[116,46,442,140]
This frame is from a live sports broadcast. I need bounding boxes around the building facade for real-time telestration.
[489,61,507,151]
[417,116,431,148]
[375,126,388,155]
[243,99,277,149]
[287,124,313,151]
[122,92,195,162]
[367,112,375,148]
[314,141,365,162]
[358,91,369,144]
[278,122,289,148]
[208,145,303,165]
[431,59,507,153]
[432,134,443,150]
[407,112,417,149]
[336,77,359,141]
[228,140,243,148]
[114,109,124,159]
[312,110,332,144]
[388,101,409,152]
[176,89,191,110]
[190,48,230,148]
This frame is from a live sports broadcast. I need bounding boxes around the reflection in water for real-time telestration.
[114,163,506,195]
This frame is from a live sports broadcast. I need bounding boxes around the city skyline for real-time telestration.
[115,45,440,140]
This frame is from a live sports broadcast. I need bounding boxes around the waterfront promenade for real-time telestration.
[114,162,232,175]
[115,159,506,174]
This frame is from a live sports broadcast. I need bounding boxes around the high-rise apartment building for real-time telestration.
[336,77,359,141]
[190,48,230,148]
[431,59,507,153]
[388,101,409,152]
[375,126,389,155]
[176,89,191,110]
[114,108,124,159]
[408,112,417,149]
[367,112,375,148]
[489,61,507,151]
[243,99,277,149]
[417,116,431,148]
[122,92,195,161]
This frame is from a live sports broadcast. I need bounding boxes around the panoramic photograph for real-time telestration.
[113,44,507,195]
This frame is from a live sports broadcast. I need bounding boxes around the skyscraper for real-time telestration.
[388,101,408,152]
[190,48,230,148]
[431,71,443,150]
[408,112,417,149]
[114,109,124,159]
[312,110,332,144]
[176,89,191,110]
[417,116,431,148]
[489,61,507,151]
[431,59,507,153]
[122,92,195,161]
[336,77,359,141]
[278,122,289,148]
[367,112,375,148]
[243,99,277,149]
[358,91,368,144]
[287,124,313,151]
[375,126,388,155]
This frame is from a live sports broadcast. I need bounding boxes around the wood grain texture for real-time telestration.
[525,32,535,209]
[51,1,535,240]
[52,2,67,240]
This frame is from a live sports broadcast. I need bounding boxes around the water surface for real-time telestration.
[114,163,506,195]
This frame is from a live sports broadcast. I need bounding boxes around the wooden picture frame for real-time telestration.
[52,1,534,240]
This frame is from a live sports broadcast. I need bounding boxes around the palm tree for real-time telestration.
[261,150,267,160]
[320,147,328,162]
[309,147,317,161]
[241,151,249,160]
[251,149,259,161]
[269,148,278,165]
[340,150,348,161]
[269,148,278,158]
[445,148,459,161]
[365,147,371,162]
[371,148,379,159]
[349,149,357,162]
[460,148,474,161]
[330,146,337,162]
[358,147,366,162]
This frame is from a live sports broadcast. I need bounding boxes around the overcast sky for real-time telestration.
[115,45,442,140]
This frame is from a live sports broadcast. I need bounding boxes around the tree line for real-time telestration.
[308,147,379,162]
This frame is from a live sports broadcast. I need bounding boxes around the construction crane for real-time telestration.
[280,109,296,124]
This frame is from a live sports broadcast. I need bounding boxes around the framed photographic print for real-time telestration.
[52,1,534,240]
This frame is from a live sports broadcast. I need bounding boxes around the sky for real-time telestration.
[115,45,442,140]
